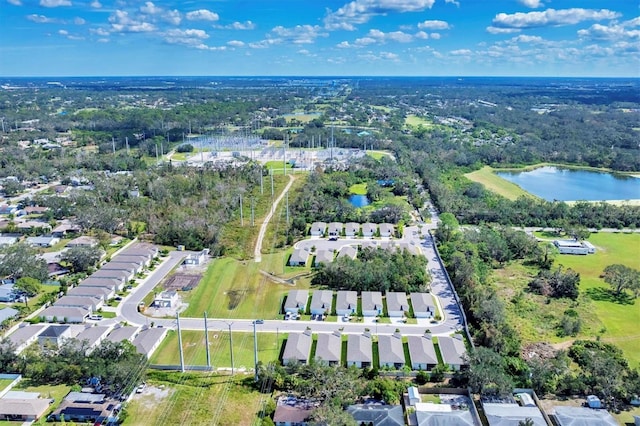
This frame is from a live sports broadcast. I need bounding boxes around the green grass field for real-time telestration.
[263,161,293,175]
[366,150,393,160]
[124,372,265,426]
[464,166,536,200]
[405,114,432,127]
[495,233,640,367]
[150,330,285,369]
[181,253,312,319]
[349,183,367,195]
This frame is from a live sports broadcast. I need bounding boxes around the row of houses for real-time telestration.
[282,331,468,371]
[309,222,395,238]
[288,241,419,267]
[38,243,159,324]
[284,290,437,318]
[5,322,167,358]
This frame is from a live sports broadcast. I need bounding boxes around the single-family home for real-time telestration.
[411,292,436,319]
[38,325,74,349]
[66,286,114,302]
[0,284,16,302]
[347,333,372,368]
[482,402,546,426]
[362,223,377,237]
[23,206,49,215]
[327,222,343,237]
[0,234,19,247]
[314,249,334,265]
[344,222,360,237]
[378,333,405,369]
[6,325,46,353]
[100,261,142,276]
[105,326,139,344]
[337,245,357,260]
[119,243,159,261]
[309,222,327,237]
[310,290,333,316]
[438,336,468,371]
[49,392,118,424]
[132,327,168,358]
[288,248,309,267]
[335,291,358,316]
[51,222,81,238]
[0,205,19,215]
[361,291,383,317]
[66,236,98,248]
[407,334,438,371]
[553,406,618,426]
[17,221,51,233]
[347,404,404,426]
[282,330,313,365]
[183,249,209,266]
[73,326,112,354]
[111,254,151,268]
[386,292,409,318]
[284,290,309,314]
[54,295,103,312]
[25,235,59,248]
[315,331,342,366]
[0,307,19,324]
[78,277,122,292]
[379,223,394,238]
[415,401,478,426]
[0,396,51,422]
[152,291,179,308]
[90,269,132,286]
[39,306,89,324]
[273,400,315,426]
[47,262,70,278]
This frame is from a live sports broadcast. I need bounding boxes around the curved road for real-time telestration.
[116,202,465,337]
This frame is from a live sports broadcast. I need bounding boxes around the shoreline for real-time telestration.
[490,162,640,177]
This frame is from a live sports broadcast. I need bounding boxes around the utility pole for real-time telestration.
[228,322,235,375]
[283,135,287,176]
[239,195,244,226]
[204,312,211,368]
[177,313,185,373]
[155,144,159,163]
[125,137,130,155]
[260,173,263,195]
[251,198,255,226]
[286,191,290,225]
[270,170,274,197]
[111,137,115,155]
[253,321,259,382]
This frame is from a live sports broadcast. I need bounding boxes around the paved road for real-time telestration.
[254,174,295,262]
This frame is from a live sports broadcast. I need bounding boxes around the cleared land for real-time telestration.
[366,150,394,160]
[405,114,433,127]
[349,183,367,195]
[464,166,535,200]
[125,372,264,426]
[496,233,640,367]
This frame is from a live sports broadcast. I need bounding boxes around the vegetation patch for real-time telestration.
[349,183,367,195]
[464,166,535,200]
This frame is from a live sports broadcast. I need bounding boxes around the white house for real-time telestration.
[39,306,89,324]
[284,290,309,314]
[362,223,377,237]
[411,292,436,319]
[379,223,394,238]
[335,291,358,316]
[310,222,327,237]
[407,334,438,371]
[344,222,360,237]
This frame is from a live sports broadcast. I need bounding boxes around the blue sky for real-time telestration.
[0,0,638,76]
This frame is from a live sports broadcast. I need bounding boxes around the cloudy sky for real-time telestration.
[1,0,638,77]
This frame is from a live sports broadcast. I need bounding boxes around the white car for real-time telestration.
[88,314,103,321]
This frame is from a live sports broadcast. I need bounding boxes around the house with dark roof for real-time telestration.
[336,291,358,316]
[309,222,327,237]
[347,333,372,368]
[314,331,342,366]
[347,404,404,426]
[386,292,409,318]
[438,336,468,371]
[49,392,119,424]
[314,249,334,265]
[407,334,438,371]
[362,223,377,237]
[378,333,405,369]
[361,291,383,317]
[411,292,436,318]
[288,248,309,267]
[327,222,343,237]
[310,290,333,316]
[38,325,74,349]
[345,222,360,237]
[284,290,309,314]
[282,330,313,365]
[273,398,317,426]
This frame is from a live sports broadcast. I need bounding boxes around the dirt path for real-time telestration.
[254,174,295,262]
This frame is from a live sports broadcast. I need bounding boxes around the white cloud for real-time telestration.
[415,31,428,39]
[164,9,181,25]
[8,0,22,5]
[271,25,327,44]
[248,39,281,49]
[140,2,161,15]
[164,28,209,48]
[27,14,57,23]
[216,21,256,30]
[90,27,110,36]
[227,40,245,47]
[354,36,377,46]
[577,19,640,41]
[450,49,472,55]
[445,0,459,6]
[186,9,219,22]
[511,34,544,43]
[109,10,156,33]
[58,29,68,35]
[486,26,521,34]
[519,0,543,8]
[380,51,399,60]
[353,29,413,45]
[430,32,441,39]
[337,41,352,48]
[387,30,413,42]
[417,20,449,30]
[324,0,436,30]
[74,17,85,25]
[90,0,101,8]
[491,8,620,30]
[97,38,109,43]
[40,0,71,6]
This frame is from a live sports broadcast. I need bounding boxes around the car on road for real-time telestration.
[254,319,264,324]
[88,314,103,321]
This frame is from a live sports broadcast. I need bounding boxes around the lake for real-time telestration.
[348,194,371,207]
[496,166,640,201]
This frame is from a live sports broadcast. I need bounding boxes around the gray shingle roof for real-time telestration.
[314,332,341,364]
[386,292,409,313]
[337,245,357,259]
[482,403,546,426]
[284,290,309,311]
[282,331,312,363]
[347,333,372,363]
[347,405,404,426]
[132,327,167,356]
[315,249,334,265]
[378,334,405,366]
[310,290,333,313]
[105,326,139,343]
[438,336,467,367]
[361,291,383,312]
[407,335,438,366]
[336,291,358,312]
[554,406,619,426]
[411,292,435,314]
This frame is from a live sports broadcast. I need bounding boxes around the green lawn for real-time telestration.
[150,330,285,369]
[464,166,536,200]
[0,378,15,392]
[366,150,393,160]
[264,161,293,175]
[349,183,367,195]
[181,252,311,319]
[124,372,265,426]
[405,114,433,127]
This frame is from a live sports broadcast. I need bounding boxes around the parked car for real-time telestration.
[88,314,103,321]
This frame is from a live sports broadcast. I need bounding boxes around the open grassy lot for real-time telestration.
[264,160,293,175]
[124,372,265,426]
[464,166,536,200]
[181,253,312,319]
[495,233,640,367]
[366,150,394,160]
[283,113,321,123]
[150,330,285,369]
[349,183,367,195]
[405,114,433,127]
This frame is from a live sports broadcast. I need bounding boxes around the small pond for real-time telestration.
[348,194,371,207]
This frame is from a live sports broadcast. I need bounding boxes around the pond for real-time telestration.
[348,194,371,207]
[496,166,640,201]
